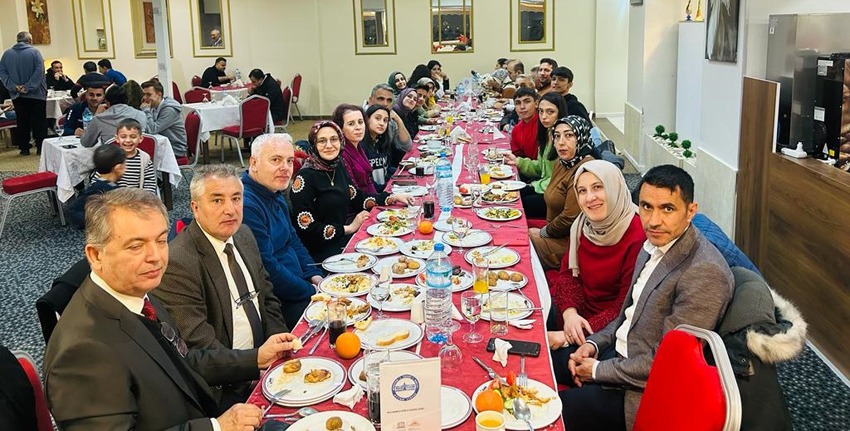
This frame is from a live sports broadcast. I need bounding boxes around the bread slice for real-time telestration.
[354,316,373,331]
[376,329,410,346]
[291,338,303,351]
[311,293,331,302]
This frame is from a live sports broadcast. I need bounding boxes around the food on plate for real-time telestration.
[392,285,419,303]
[482,207,521,220]
[359,369,367,381]
[326,416,343,431]
[488,272,498,287]
[475,389,504,413]
[410,240,435,253]
[354,316,373,331]
[324,274,372,294]
[481,190,519,203]
[458,185,470,194]
[498,270,509,280]
[359,236,399,251]
[510,272,524,282]
[356,254,371,268]
[304,368,332,383]
[291,338,303,351]
[334,332,361,360]
[454,194,473,206]
[375,216,409,235]
[376,329,411,346]
[486,377,556,409]
[311,293,332,302]
[390,256,421,275]
[471,249,517,265]
[283,359,302,374]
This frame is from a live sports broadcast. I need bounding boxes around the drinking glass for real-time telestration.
[472,259,490,295]
[405,199,422,232]
[464,154,478,182]
[461,291,483,343]
[438,321,463,373]
[370,279,391,319]
[451,218,472,255]
[478,164,491,185]
[488,291,509,336]
[364,347,389,424]
[327,299,348,348]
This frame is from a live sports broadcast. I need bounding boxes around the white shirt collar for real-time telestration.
[89,271,146,316]
[642,225,690,257]
[197,222,235,255]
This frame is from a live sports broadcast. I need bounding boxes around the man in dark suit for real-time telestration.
[44,188,298,431]
[155,164,290,406]
[562,165,735,431]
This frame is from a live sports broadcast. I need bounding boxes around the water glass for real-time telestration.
[488,291,509,336]
[370,279,391,319]
[451,218,472,255]
[461,291,483,343]
[472,259,489,295]
[438,321,462,373]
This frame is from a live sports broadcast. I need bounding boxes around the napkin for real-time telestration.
[221,94,239,106]
[233,78,245,87]
[508,319,534,330]
[332,384,364,409]
[492,338,513,367]
[451,303,464,321]
[492,128,506,140]
[449,125,470,141]
[410,293,425,324]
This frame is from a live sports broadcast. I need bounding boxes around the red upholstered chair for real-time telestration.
[0,171,66,239]
[191,75,202,87]
[634,325,742,431]
[290,73,303,121]
[0,118,16,148]
[172,81,183,104]
[220,95,270,167]
[293,148,307,176]
[274,86,292,133]
[179,111,202,173]
[184,87,212,104]
[13,350,54,431]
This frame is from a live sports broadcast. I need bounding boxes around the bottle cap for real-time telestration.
[434,243,444,251]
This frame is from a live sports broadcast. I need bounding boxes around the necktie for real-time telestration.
[142,298,158,322]
[223,243,264,347]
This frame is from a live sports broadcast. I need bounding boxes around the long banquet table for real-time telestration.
[247,111,564,430]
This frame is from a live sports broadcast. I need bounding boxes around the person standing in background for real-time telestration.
[0,31,47,155]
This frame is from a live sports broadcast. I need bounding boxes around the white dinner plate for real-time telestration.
[366,283,420,312]
[302,297,371,326]
[433,219,453,232]
[490,180,527,191]
[480,291,534,321]
[415,269,474,292]
[366,222,413,237]
[287,411,376,431]
[354,236,403,256]
[465,246,521,269]
[475,207,523,222]
[482,269,529,291]
[353,318,424,350]
[322,253,378,273]
[441,230,493,249]
[399,239,452,259]
[372,256,426,279]
[488,165,514,180]
[470,379,562,430]
[480,189,521,205]
[376,208,408,222]
[262,357,346,407]
[347,350,423,389]
[419,125,439,131]
[392,185,429,197]
[319,273,376,297]
[442,385,473,429]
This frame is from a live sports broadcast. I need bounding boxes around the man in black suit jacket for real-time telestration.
[155,164,290,405]
[44,188,297,431]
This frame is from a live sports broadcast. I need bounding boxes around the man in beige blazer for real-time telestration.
[44,188,297,431]
[562,165,734,431]
[154,164,290,407]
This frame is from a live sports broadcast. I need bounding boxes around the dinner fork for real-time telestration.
[518,355,529,387]
[308,324,328,355]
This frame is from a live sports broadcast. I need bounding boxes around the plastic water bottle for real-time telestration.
[435,153,453,214]
[235,68,242,81]
[425,243,453,343]
[82,108,93,130]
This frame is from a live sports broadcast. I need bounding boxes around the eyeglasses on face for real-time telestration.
[316,136,341,148]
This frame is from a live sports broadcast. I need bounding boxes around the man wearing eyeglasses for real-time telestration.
[44,188,298,431]
[155,163,293,407]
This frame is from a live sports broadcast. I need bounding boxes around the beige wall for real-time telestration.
[2,0,627,117]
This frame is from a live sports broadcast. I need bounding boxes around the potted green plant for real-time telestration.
[667,132,679,148]
[654,125,665,138]
[682,139,693,158]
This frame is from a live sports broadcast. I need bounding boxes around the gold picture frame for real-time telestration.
[71,0,116,59]
[131,0,173,58]
[352,0,397,55]
[510,0,554,52]
[189,0,233,57]
[430,0,474,54]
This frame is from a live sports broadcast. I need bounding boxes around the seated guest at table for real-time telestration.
[122,80,144,110]
[393,88,420,163]
[529,116,596,268]
[0,85,15,121]
[91,119,157,195]
[45,187,297,431]
[362,105,392,192]
[154,164,291,406]
[500,73,538,133]
[496,57,509,71]
[407,64,431,90]
[551,66,590,123]
[367,83,412,169]
[332,104,376,195]
[414,82,439,126]
[290,121,412,262]
[73,61,109,99]
[45,60,74,91]
[97,59,127,86]
[560,165,734,431]
[418,78,441,113]
[537,57,558,95]
[387,71,407,95]
[507,60,524,85]
[201,57,234,88]
[63,86,105,137]
[81,85,147,147]
[510,88,540,159]
[66,144,125,229]
[141,79,188,157]
[247,69,285,123]
[505,92,567,218]
[241,134,324,328]
[428,60,450,95]
[545,160,644,357]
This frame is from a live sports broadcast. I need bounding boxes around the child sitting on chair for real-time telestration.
[68,144,126,229]
[91,118,157,195]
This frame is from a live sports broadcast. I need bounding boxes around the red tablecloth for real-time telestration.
[247,114,565,431]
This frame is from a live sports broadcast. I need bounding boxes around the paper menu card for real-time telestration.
[379,357,441,431]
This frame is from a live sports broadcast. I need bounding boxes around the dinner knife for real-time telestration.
[481,244,507,257]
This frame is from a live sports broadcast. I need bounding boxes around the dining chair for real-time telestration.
[0,118,16,148]
[179,111,203,174]
[191,75,202,87]
[0,171,65,239]
[290,73,303,121]
[274,86,292,133]
[184,87,212,104]
[171,81,183,104]
[633,324,742,431]
[12,350,54,431]
[220,95,270,167]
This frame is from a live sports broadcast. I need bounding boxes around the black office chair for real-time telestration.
[36,258,90,344]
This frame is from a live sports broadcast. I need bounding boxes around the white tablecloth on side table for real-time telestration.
[181,101,274,142]
[210,86,250,102]
[38,135,183,202]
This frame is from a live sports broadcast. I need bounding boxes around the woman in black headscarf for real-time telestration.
[387,71,407,95]
[391,88,420,166]
[407,64,431,89]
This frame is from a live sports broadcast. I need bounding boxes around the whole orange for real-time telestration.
[475,389,503,413]
[418,220,434,235]
[334,332,361,359]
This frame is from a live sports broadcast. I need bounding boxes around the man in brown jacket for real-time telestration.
[562,165,734,431]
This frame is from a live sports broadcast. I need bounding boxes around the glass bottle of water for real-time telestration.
[424,243,452,344]
[435,153,453,214]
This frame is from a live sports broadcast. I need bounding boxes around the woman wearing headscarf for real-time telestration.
[407,64,431,90]
[392,88,420,165]
[414,78,440,125]
[545,160,645,386]
[529,115,596,268]
[387,71,407,95]
[289,121,412,262]
[331,103,375,195]
[362,104,393,192]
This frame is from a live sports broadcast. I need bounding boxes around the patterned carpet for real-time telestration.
[0,169,847,430]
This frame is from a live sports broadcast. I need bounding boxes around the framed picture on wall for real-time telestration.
[630,0,642,5]
[71,0,116,59]
[189,0,233,57]
[131,0,173,58]
[705,0,740,63]
[352,0,397,55]
[510,0,554,52]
